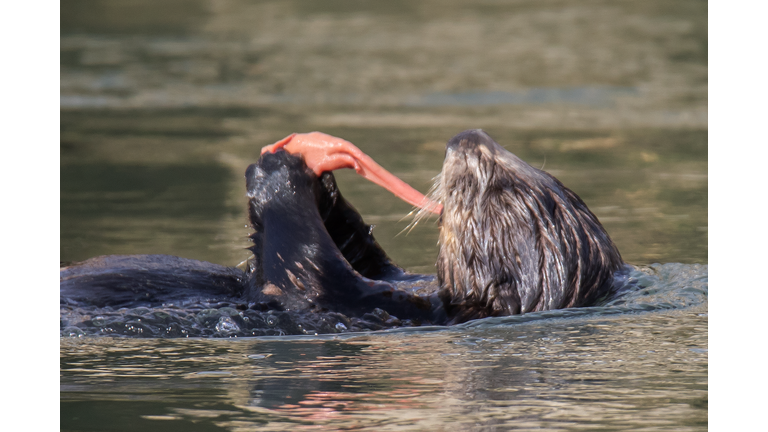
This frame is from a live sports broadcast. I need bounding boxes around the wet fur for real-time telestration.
[428,130,623,322]
[243,151,435,320]
[61,130,623,327]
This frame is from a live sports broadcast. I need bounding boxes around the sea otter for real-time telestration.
[60,129,624,325]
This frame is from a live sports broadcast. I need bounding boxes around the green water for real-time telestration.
[62,306,707,431]
[61,0,707,430]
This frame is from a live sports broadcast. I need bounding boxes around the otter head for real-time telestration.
[432,129,622,322]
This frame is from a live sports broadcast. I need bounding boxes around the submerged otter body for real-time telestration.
[61,130,624,326]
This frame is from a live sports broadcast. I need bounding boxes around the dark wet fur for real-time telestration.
[61,130,623,327]
[59,255,246,308]
[433,130,623,323]
[242,150,437,321]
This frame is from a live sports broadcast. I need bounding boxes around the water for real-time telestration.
[61,262,708,430]
[61,0,707,430]
[61,305,707,431]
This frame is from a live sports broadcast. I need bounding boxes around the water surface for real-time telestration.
[61,0,707,430]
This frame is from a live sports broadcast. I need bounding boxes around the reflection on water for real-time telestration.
[61,0,707,429]
[60,261,707,429]
[61,305,707,431]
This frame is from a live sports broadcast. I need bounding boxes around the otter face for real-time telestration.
[432,129,622,321]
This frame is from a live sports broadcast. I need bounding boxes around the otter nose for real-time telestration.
[446,129,496,152]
